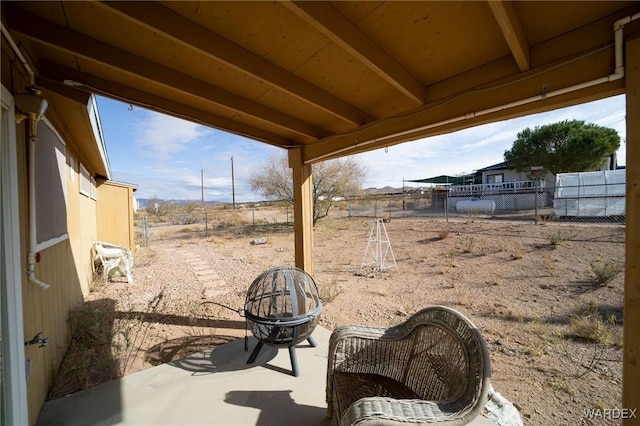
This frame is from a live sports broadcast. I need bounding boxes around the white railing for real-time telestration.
[448,180,543,196]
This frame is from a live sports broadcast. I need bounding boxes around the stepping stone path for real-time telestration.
[182,254,228,299]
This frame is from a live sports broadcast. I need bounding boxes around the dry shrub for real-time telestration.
[437,229,450,240]
[490,271,504,286]
[568,301,621,346]
[551,379,576,396]
[547,229,575,246]
[319,278,344,303]
[542,253,557,277]
[49,290,166,399]
[510,243,524,260]
[134,247,157,268]
[444,250,457,268]
[454,288,472,306]
[459,236,475,253]
[217,211,247,228]
[589,259,622,286]
[444,268,461,288]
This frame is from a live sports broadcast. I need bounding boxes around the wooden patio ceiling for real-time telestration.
[2,1,639,165]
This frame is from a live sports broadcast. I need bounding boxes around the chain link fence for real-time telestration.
[135,182,625,246]
[135,204,295,247]
[346,183,626,225]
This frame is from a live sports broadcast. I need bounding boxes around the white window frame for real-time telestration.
[1,84,29,426]
[90,175,97,200]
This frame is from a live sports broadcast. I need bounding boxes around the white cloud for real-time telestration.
[135,113,212,159]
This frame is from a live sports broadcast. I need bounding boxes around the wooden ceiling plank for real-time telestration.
[98,1,373,127]
[284,0,426,105]
[38,62,299,148]
[6,7,324,141]
[488,0,530,72]
[303,46,621,163]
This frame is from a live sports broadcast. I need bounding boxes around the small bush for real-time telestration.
[437,229,450,240]
[547,229,575,246]
[590,260,622,286]
[478,239,489,256]
[134,247,157,268]
[459,236,475,253]
[510,243,524,260]
[444,250,457,267]
[568,301,621,346]
[49,290,166,399]
[552,379,576,396]
[319,278,344,303]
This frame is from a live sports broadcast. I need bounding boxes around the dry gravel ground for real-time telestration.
[69,216,625,425]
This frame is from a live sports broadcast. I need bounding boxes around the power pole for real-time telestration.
[201,169,204,206]
[231,156,236,209]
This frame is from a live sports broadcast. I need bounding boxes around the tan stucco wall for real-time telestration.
[66,144,99,294]
[96,181,136,251]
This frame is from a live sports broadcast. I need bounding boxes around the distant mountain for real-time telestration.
[136,198,225,209]
[362,186,403,195]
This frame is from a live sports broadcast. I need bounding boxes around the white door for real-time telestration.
[1,85,29,425]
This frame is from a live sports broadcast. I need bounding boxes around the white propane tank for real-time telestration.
[456,198,496,214]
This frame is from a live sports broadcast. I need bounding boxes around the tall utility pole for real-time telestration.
[231,156,236,209]
[201,169,204,205]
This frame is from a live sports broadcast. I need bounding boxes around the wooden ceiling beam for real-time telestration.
[283,1,426,105]
[38,62,297,149]
[36,78,91,105]
[6,7,324,141]
[488,0,530,72]
[98,1,373,127]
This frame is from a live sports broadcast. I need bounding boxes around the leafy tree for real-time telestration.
[504,120,620,175]
[249,153,366,224]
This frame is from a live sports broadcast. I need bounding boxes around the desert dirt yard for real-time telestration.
[55,214,626,425]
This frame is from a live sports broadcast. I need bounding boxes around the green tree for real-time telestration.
[249,153,366,224]
[504,120,620,175]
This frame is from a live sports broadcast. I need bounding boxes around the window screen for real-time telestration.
[35,119,68,247]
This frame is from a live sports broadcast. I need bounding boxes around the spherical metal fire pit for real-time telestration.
[244,266,322,376]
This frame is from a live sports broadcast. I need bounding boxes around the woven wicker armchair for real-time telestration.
[326,306,491,425]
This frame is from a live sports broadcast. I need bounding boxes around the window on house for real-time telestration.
[69,155,76,183]
[487,174,503,184]
[80,163,91,197]
[90,175,97,200]
[35,119,68,249]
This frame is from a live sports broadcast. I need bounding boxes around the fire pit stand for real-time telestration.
[244,266,322,376]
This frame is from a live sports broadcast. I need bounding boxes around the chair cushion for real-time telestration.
[333,372,422,419]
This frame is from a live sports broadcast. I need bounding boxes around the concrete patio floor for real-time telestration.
[37,326,500,426]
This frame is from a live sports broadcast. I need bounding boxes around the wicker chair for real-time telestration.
[326,306,491,425]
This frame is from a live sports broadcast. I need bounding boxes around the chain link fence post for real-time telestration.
[143,215,149,246]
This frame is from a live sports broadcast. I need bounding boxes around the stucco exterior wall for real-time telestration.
[96,181,136,251]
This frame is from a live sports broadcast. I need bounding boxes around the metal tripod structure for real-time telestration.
[361,218,397,272]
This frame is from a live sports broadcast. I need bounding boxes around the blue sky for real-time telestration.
[97,94,626,202]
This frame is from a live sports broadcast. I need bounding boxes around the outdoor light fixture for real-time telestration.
[15,88,48,138]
